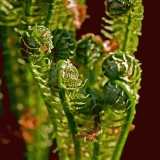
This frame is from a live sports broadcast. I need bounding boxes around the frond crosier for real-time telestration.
[19,25,53,63]
[102,52,142,103]
[49,59,92,160]
[52,28,76,61]
[49,59,89,111]
[99,80,135,160]
[101,0,144,55]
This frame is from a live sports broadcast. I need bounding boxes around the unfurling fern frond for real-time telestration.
[52,29,76,61]
[49,59,89,110]
[75,34,104,70]
[102,52,142,103]
[103,80,131,114]
[99,79,135,160]
[101,0,144,55]
[105,0,135,16]
[51,59,92,159]
[19,25,53,63]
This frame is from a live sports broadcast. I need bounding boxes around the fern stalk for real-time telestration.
[57,60,81,160]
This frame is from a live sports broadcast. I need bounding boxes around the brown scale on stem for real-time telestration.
[81,33,119,56]
[76,122,101,142]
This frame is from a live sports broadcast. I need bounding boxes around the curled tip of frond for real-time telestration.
[52,29,76,61]
[103,80,131,114]
[105,0,135,17]
[19,25,53,61]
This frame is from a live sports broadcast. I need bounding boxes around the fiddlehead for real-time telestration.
[52,28,76,61]
[19,25,53,63]
[54,59,89,160]
[20,25,74,160]
[101,0,144,55]
[103,80,131,114]
[99,80,135,160]
[102,52,142,103]
[49,59,89,111]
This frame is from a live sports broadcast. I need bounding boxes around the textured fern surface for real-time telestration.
[102,0,144,55]
[99,80,135,160]
[102,52,142,103]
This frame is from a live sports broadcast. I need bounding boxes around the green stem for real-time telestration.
[57,60,81,160]
[122,15,131,53]
[111,80,135,160]
[89,69,95,85]
[86,87,100,160]
[45,0,55,29]
[27,64,65,159]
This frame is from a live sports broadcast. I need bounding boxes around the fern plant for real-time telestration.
[0,0,143,160]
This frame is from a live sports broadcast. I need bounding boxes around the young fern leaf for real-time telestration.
[55,59,91,160]
[52,28,76,62]
[53,59,89,110]
[102,52,142,103]
[19,25,75,159]
[19,25,53,63]
[100,80,135,160]
[102,0,144,55]
[47,0,76,31]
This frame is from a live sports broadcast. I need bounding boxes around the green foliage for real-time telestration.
[0,0,143,160]
[75,35,104,70]
[102,0,144,55]
[102,52,142,103]
[52,29,76,61]
[99,80,135,160]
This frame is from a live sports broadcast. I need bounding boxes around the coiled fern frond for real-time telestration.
[52,29,76,61]
[99,79,135,160]
[75,35,104,70]
[19,25,53,63]
[49,59,89,110]
[103,80,131,113]
[101,0,144,55]
[102,52,142,103]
